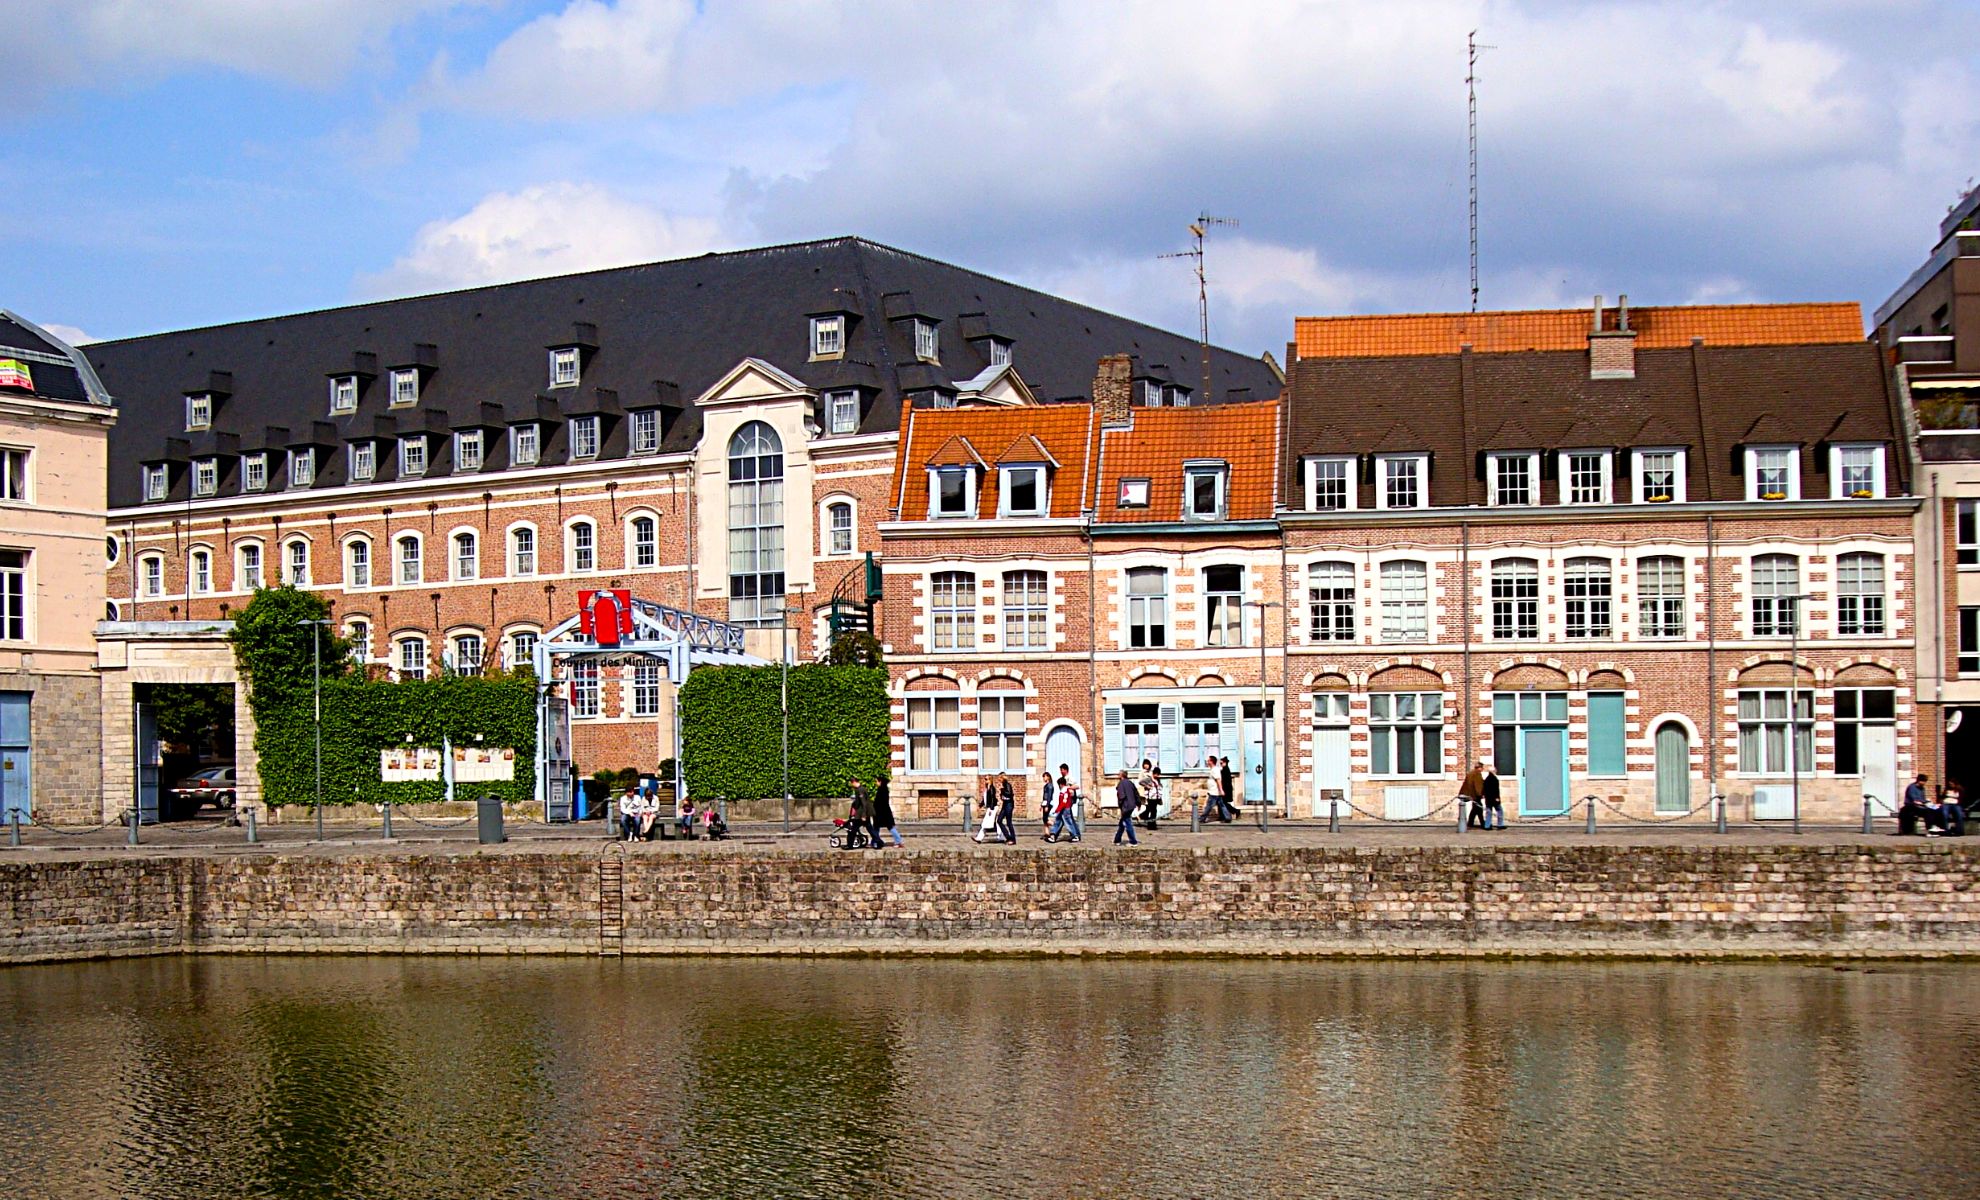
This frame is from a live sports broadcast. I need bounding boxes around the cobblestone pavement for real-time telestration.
[2,809,1967,860]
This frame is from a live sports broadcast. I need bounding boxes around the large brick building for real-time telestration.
[882,300,1920,825]
[88,238,1281,806]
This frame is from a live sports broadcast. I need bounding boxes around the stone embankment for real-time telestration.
[1,844,1975,964]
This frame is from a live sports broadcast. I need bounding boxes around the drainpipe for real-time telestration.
[1705,512,1718,792]
[1460,518,1473,768]
[1085,520,1098,795]
[1279,523,1291,817]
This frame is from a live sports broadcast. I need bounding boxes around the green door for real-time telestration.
[1654,722,1690,813]
[1519,727,1568,816]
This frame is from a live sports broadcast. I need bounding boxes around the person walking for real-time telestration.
[846,778,871,851]
[1460,761,1487,829]
[871,774,902,847]
[1198,755,1233,824]
[995,773,1017,844]
[1113,769,1140,845]
[1219,754,1238,821]
[973,777,1000,842]
[1481,763,1505,829]
[1039,770,1057,834]
[1142,764,1165,830]
[1058,763,1082,841]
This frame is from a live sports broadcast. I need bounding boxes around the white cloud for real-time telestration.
[453,0,697,116]
[362,182,728,296]
[39,323,98,347]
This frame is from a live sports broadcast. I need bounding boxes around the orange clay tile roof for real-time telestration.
[925,434,986,468]
[894,402,1097,521]
[996,433,1060,467]
[1293,302,1865,359]
[1096,399,1280,524]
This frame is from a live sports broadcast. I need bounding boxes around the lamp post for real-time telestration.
[1243,599,1282,817]
[778,604,791,833]
[1784,592,1812,834]
[297,618,331,841]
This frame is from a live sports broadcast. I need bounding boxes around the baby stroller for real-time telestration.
[828,816,870,850]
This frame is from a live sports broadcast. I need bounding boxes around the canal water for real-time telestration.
[0,956,1974,1199]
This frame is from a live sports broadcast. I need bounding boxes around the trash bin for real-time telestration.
[477,795,506,844]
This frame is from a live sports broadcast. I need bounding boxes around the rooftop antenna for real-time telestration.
[1467,30,1494,312]
[1161,213,1237,404]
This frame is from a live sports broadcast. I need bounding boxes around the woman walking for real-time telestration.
[1141,764,1164,831]
[973,776,1000,842]
[995,773,1017,844]
[871,774,902,847]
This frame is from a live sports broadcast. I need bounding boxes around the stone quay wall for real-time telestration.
[1,845,1975,965]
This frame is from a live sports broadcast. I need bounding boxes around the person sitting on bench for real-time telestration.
[1898,774,1947,835]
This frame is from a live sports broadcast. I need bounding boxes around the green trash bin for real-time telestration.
[477,796,506,844]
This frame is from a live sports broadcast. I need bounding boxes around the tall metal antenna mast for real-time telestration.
[1161,212,1236,404]
[1467,31,1493,312]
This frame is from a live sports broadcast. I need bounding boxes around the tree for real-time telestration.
[148,683,234,756]
[229,586,350,705]
[823,629,884,667]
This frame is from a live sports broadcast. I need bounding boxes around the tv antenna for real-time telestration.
[1161,213,1237,404]
[1468,30,1494,312]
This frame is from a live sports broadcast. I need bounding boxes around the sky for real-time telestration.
[7,0,1979,358]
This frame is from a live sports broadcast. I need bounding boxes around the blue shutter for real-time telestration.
[1158,703,1182,774]
[1218,703,1241,765]
[1587,691,1626,776]
[1102,705,1123,775]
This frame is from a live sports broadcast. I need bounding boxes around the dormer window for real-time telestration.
[1165,384,1191,408]
[1487,452,1538,506]
[455,429,483,471]
[1306,456,1355,511]
[1118,477,1151,508]
[192,458,217,497]
[350,442,375,482]
[329,375,358,413]
[1561,450,1612,505]
[1141,380,1164,407]
[242,453,267,493]
[570,414,600,459]
[913,319,939,362]
[988,339,1012,367]
[827,390,859,435]
[1376,454,1427,510]
[1832,443,1885,499]
[1184,462,1228,521]
[999,465,1047,517]
[1632,448,1685,503]
[630,409,660,454]
[399,435,427,477]
[549,347,580,388]
[389,368,418,407]
[289,449,315,488]
[144,464,167,502]
[931,466,976,518]
[186,393,212,431]
[810,315,844,358]
[512,423,540,466]
[1746,446,1799,501]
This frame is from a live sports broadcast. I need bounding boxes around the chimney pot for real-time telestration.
[1094,354,1134,428]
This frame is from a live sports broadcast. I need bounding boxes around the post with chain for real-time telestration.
[1861,794,1874,835]
[1456,796,1467,834]
[1585,795,1597,835]
[7,809,19,848]
[1329,795,1340,834]
[1714,793,1728,834]
[126,806,140,846]
[244,806,258,844]
[381,801,393,840]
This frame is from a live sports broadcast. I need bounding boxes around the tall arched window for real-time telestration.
[567,520,595,573]
[629,515,657,569]
[510,526,536,576]
[727,421,785,623]
[396,535,422,585]
[453,531,478,581]
[346,537,371,588]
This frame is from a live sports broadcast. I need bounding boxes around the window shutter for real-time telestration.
[1158,703,1182,774]
[1587,691,1626,776]
[1102,705,1123,775]
[1218,703,1241,763]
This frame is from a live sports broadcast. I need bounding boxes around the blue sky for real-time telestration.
[9,1,1980,356]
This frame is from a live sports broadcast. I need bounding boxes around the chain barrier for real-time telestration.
[1340,796,1460,823]
[391,810,477,830]
[28,819,121,837]
[1594,795,1722,825]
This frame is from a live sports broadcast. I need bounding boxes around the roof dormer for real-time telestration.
[386,343,438,407]
[546,321,597,388]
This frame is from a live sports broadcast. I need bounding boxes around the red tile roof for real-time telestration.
[1096,400,1281,523]
[1294,303,1865,359]
[893,402,1096,520]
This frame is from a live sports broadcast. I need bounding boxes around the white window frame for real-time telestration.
[1746,445,1800,501]
[1307,560,1356,643]
[1487,452,1538,507]
[449,633,484,676]
[1831,443,1887,500]
[930,570,977,652]
[237,542,263,591]
[1560,449,1613,506]
[977,693,1026,773]
[1001,570,1048,650]
[1375,454,1428,511]
[810,315,844,358]
[904,695,961,773]
[241,453,266,493]
[567,520,596,573]
[1368,691,1445,778]
[329,375,358,414]
[1184,463,1228,521]
[631,662,662,717]
[452,531,478,581]
[192,458,217,498]
[1563,556,1613,639]
[930,467,977,518]
[398,436,427,478]
[140,554,166,598]
[1141,380,1164,407]
[1736,688,1812,776]
[1749,553,1800,637]
[510,525,537,576]
[914,319,939,362]
[1379,559,1429,642]
[549,347,580,388]
[189,549,211,595]
[570,414,600,460]
[346,538,372,589]
[628,514,658,569]
[1632,447,1686,504]
[988,340,1012,367]
[1636,555,1686,639]
[1126,566,1169,649]
[350,442,375,482]
[396,636,428,681]
[1117,478,1151,509]
[1306,455,1355,511]
[144,464,167,502]
[826,390,859,435]
[630,408,660,455]
[824,501,854,557]
[455,429,483,472]
[346,620,372,665]
[1490,557,1539,640]
[389,368,418,407]
[289,448,314,488]
[998,465,1047,518]
[507,628,540,671]
[185,393,211,431]
[511,424,540,466]
[396,534,422,586]
[283,539,309,587]
[1835,551,1886,637]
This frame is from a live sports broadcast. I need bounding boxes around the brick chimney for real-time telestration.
[1094,353,1134,427]
[1589,293,1636,380]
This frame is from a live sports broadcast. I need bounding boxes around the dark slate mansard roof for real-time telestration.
[86,237,1282,508]
[1281,340,1907,507]
[0,310,111,407]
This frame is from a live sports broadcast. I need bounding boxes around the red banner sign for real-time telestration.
[577,589,634,646]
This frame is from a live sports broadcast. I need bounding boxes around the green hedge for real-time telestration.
[678,665,888,800]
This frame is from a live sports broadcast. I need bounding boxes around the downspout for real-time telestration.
[1460,518,1473,768]
[1705,512,1718,792]
[1279,515,1290,817]
[1086,419,1105,794]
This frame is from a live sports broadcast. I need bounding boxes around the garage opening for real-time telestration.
[135,682,236,823]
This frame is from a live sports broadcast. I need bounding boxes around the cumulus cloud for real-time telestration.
[361,182,728,296]
[39,324,98,347]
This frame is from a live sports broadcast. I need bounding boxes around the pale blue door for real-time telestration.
[1519,727,1568,816]
[0,692,29,821]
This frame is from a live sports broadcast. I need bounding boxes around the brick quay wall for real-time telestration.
[1,844,1975,964]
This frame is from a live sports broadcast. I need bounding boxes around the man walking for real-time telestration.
[1219,754,1237,821]
[1460,761,1487,829]
[1113,769,1140,845]
[1058,763,1081,840]
[1481,762,1504,829]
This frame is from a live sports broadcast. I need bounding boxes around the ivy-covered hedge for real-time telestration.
[679,665,888,800]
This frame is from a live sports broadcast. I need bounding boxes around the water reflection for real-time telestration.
[0,958,1973,1199]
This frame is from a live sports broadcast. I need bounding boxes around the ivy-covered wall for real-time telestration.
[678,665,888,800]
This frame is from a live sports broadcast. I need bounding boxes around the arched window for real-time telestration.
[283,539,309,587]
[346,537,371,588]
[507,628,539,671]
[189,549,211,595]
[567,520,596,573]
[237,543,263,591]
[1563,557,1611,639]
[453,531,478,581]
[450,633,483,675]
[1307,561,1355,642]
[727,421,785,623]
[1836,552,1885,636]
[396,535,422,585]
[510,526,536,576]
[826,501,853,556]
[1750,553,1799,636]
[629,515,657,569]
[396,635,428,681]
[346,619,372,664]
[1491,558,1538,640]
[140,553,166,598]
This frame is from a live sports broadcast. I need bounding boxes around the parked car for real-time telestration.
[171,765,236,813]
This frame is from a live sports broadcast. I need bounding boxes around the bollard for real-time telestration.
[7,809,18,848]
[126,806,140,846]
[476,794,506,844]
[1715,794,1728,834]
[1585,796,1597,834]
[1861,795,1874,835]
[1259,797,1270,833]
[1191,796,1200,834]
[1456,798,1467,834]
[1329,797,1340,834]
[718,797,728,828]
[244,806,258,844]
[381,801,393,840]
[961,791,971,838]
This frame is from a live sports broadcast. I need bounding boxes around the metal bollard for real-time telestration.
[718,798,728,828]
[1861,795,1874,835]
[476,794,506,844]
[961,791,971,838]
[1259,797,1270,833]
[244,806,258,844]
[1585,796,1597,834]
[126,806,140,846]
[1191,797,1200,833]
[381,801,393,840]
[1329,797,1340,834]
[1456,797,1468,834]
[1714,794,1728,834]
[7,809,19,848]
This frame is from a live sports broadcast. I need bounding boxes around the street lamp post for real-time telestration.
[1244,600,1282,820]
[1785,592,1812,835]
[297,618,331,841]
[780,605,791,833]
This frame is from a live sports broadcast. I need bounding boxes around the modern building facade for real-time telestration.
[0,311,116,822]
